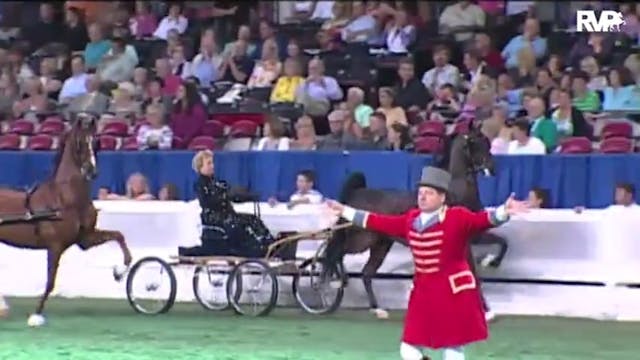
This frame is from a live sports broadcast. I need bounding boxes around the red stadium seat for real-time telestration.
[188,136,216,150]
[414,136,443,154]
[38,119,66,136]
[600,137,633,153]
[98,135,119,150]
[229,120,258,138]
[211,113,265,126]
[100,121,130,137]
[452,120,472,135]
[201,120,225,138]
[8,119,35,135]
[132,121,150,135]
[559,137,592,154]
[0,134,21,150]
[172,136,185,149]
[417,121,446,137]
[27,134,54,151]
[601,122,632,139]
[121,136,139,151]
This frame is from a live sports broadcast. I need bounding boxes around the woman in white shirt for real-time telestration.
[153,3,189,40]
[256,116,290,151]
[136,103,173,150]
[384,8,416,54]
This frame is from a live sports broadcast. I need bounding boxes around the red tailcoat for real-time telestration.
[354,205,504,349]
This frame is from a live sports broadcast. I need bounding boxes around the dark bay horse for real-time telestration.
[0,118,132,326]
[325,125,497,319]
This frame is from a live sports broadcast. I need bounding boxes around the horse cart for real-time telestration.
[125,219,352,317]
[0,210,61,225]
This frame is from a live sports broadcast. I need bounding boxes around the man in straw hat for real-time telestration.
[326,166,528,360]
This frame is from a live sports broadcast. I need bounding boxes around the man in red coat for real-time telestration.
[327,166,528,360]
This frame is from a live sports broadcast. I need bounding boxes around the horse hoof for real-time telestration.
[112,265,129,282]
[27,313,46,327]
[0,307,9,319]
[371,308,389,320]
[485,310,496,322]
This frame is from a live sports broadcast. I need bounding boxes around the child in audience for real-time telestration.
[268,170,323,208]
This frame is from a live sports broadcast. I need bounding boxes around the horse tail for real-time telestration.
[324,172,367,273]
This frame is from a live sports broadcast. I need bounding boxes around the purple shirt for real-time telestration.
[131,14,157,37]
[170,103,207,145]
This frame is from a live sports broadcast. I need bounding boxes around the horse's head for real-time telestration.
[461,122,495,177]
[60,115,98,181]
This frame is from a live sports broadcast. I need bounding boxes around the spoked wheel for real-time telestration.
[227,259,278,317]
[193,265,233,311]
[126,257,177,315]
[292,257,345,315]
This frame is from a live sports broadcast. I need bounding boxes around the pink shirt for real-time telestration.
[477,1,505,15]
[162,75,182,97]
[130,14,158,37]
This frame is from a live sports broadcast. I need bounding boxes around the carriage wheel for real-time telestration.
[192,265,233,311]
[292,257,345,315]
[126,257,177,315]
[226,259,278,317]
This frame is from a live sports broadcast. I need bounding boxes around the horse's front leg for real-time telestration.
[28,246,66,327]
[363,238,393,320]
[0,294,9,318]
[78,229,133,281]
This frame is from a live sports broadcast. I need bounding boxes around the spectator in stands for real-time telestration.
[377,87,407,128]
[39,56,63,101]
[320,2,351,37]
[8,48,34,85]
[155,57,181,96]
[295,58,343,117]
[292,1,334,22]
[107,173,155,200]
[506,119,546,155]
[383,7,416,54]
[474,32,504,71]
[136,103,173,151]
[141,76,172,116]
[613,183,637,208]
[344,87,374,129]
[59,55,88,103]
[170,44,192,80]
[439,0,486,43]
[13,77,52,121]
[84,23,111,71]
[462,81,497,123]
[65,75,109,116]
[290,115,317,150]
[222,25,255,58]
[317,109,359,150]
[0,72,19,120]
[461,49,493,92]
[485,105,512,154]
[527,187,550,208]
[64,6,89,53]
[580,56,607,91]
[393,58,429,112]
[253,19,287,61]
[387,122,413,152]
[624,54,640,85]
[132,67,148,100]
[545,54,564,83]
[153,29,182,61]
[270,57,304,104]
[603,67,640,112]
[509,46,536,88]
[549,88,590,140]
[105,81,141,122]
[256,115,290,151]
[247,39,282,89]
[218,40,253,84]
[527,96,557,152]
[535,68,556,106]
[153,3,188,40]
[130,1,158,39]
[191,28,223,88]
[571,71,601,113]
[98,37,136,84]
[567,33,613,68]
[501,18,547,70]
[421,45,460,96]
[23,3,63,53]
[363,111,388,149]
[169,82,206,146]
[341,2,377,44]
[428,84,462,122]
[289,170,324,206]
[285,39,308,74]
[158,183,179,201]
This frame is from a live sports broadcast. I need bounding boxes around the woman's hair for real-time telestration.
[378,87,396,106]
[390,122,411,146]
[160,183,179,200]
[530,187,550,208]
[608,66,633,86]
[579,56,600,77]
[126,172,150,198]
[175,82,201,114]
[191,149,213,173]
[265,115,286,138]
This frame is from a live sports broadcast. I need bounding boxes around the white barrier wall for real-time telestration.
[2,201,640,320]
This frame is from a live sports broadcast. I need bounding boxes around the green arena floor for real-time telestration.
[0,298,638,360]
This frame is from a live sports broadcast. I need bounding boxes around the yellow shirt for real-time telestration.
[377,106,408,128]
[270,76,304,103]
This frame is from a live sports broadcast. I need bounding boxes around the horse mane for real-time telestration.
[50,131,70,178]
[435,133,457,170]
[338,172,367,203]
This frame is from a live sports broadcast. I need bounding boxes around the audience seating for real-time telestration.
[132,121,150,135]
[601,122,633,139]
[201,120,225,138]
[452,120,471,135]
[121,136,138,151]
[100,121,130,137]
[27,134,54,151]
[38,118,66,135]
[8,120,35,136]
[0,134,21,150]
[417,121,446,137]
[559,137,593,154]
[188,136,217,150]
[414,136,443,154]
[172,136,185,149]
[599,137,634,153]
[223,137,253,151]
[98,135,119,151]
[229,120,259,138]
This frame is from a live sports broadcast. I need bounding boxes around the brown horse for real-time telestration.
[0,117,132,326]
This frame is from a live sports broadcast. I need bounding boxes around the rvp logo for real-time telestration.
[576,10,625,32]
